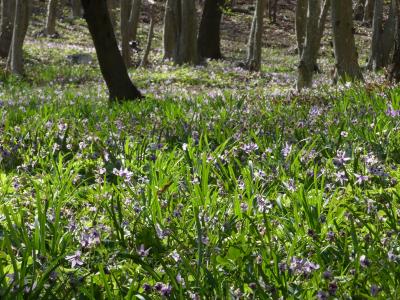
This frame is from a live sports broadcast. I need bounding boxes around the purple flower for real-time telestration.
[112,167,133,182]
[137,244,150,257]
[354,174,369,185]
[282,143,292,158]
[334,171,347,185]
[241,142,259,154]
[360,255,370,268]
[334,150,351,166]
[65,250,84,268]
[370,284,379,297]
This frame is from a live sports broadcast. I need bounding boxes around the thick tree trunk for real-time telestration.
[174,0,198,65]
[297,0,322,90]
[331,0,363,82]
[197,0,223,60]
[71,0,82,18]
[140,4,155,68]
[388,0,400,82]
[381,0,397,67]
[81,0,142,101]
[163,0,179,59]
[368,0,396,70]
[295,0,308,58]
[245,0,266,71]
[364,0,375,23]
[45,0,58,36]
[6,0,30,76]
[0,0,15,58]
[121,0,132,66]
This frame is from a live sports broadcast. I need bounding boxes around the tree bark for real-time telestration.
[121,0,132,66]
[380,0,397,67]
[295,0,307,58]
[364,0,375,23]
[368,0,383,70]
[388,0,400,82]
[354,0,365,21]
[81,0,142,101]
[331,0,363,82]
[140,4,155,68]
[6,0,30,76]
[71,0,82,18]
[163,0,179,59]
[0,0,15,58]
[297,0,322,90]
[197,0,224,60]
[245,0,266,71]
[174,0,199,65]
[45,0,58,36]
[128,0,142,41]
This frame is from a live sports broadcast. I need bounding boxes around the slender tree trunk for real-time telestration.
[128,0,142,41]
[71,0,82,18]
[0,0,15,58]
[245,0,266,71]
[331,0,363,82]
[163,0,179,59]
[297,0,321,90]
[354,0,365,21]
[368,0,383,70]
[140,4,155,68]
[81,0,142,101]
[364,0,375,23]
[6,0,30,76]
[174,0,198,65]
[197,0,224,60]
[388,0,400,82]
[121,0,132,66]
[295,0,308,58]
[45,0,58,36]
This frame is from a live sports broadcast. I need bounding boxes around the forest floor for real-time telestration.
[0,2,399,300]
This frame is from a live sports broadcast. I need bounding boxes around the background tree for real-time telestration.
[6,0,30,76]
[45,0,58,36]
[388,0,400,81]
[295,0,307,58]
[197,0,224,60]
[245,0,266,71]
[71,0,82,18]
[163,0,179,59]
[121,0,132,66]
[128,0,142,42]
[364,0,375,23]
[81,0,142,101]
[331,0,363,82]
[140,0,155,67]
[0,0,14,58]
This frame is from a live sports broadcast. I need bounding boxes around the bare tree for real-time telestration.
[81,0,142,101]
[163,0,179,59]
[45,0,58,36]
[331,0,363,82]
[388,0,400,82]
[198,0,224,60]
[295,0,308,58]
[71,0,82,18]
[0,0,15,58]
[140,1,155,68]
[6,0,30,76]
[245,0,267,71]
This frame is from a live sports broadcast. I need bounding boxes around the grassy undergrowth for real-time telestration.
[0,77,400,299]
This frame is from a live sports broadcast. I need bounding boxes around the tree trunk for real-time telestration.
[388,0,400,82]
[245,0,266,71]
[368,0,383,70]
[0,0,15,58]
[71,0,82,18]
[121,0,132,66]
[197,0,224,60]
[107,0,117,34]
[45,0,58,36]
[331,0,363,82]
[6,0,30,76]
[128,0,142,41]
[295,0,308,58]
[354,0,365,21]
[364,0,375,23]
[174,0,198,65]
[297,0,322,90]
[81,0,142,101]
[163,0,179,59]
[381,0,397,67]
[140,4,155,68]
